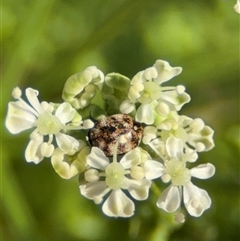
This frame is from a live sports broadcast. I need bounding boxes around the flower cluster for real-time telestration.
[5,60,215,221]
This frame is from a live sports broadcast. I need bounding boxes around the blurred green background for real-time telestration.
[1,0,239,241]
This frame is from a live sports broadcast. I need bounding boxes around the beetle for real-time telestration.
[88,114,143,156]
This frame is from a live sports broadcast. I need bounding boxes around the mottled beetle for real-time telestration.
[88,114,143,156]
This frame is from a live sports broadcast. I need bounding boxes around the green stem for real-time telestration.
[151,181,161,196]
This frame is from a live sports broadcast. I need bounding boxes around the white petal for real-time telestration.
[40,101,53,112]
[189,118,205,132]
[25,137,44,164]
[86,66,104,89]
[156,185,181,213]
[41,142,54,157]
[144,67,158,80]
[166,136,183,159]
[135,104,154,124]
[5,102,37,134]
[190,163,216,179]
[144,160,165,180]
[183,148,198,163]
[83,119,94,129]
[149,138,165,157]
[55,102,75,124]
[143,126,157,145]
[153,60,182,84]
[102,189,135,217]
[131,71,144,86]
[119,99,135,114]
[234,1,240,14]
[128,86,141,102]
[25,88,43,114]
[86,147,110,170]
[159,91,190,111]
[120,149,140,169]
[55,132,79,153]
[127,179,151,200]
[155,102,170,116]
[183,182,211,217]
[80,181,108,200]
[51,148,78,179]
[187,126,215,152]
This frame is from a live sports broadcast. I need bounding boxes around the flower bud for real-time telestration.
[41,142,54,157]
[174,213,185,223]
[155,102,170,116]
[12,87,22,99]
[189,118,204,132]
[130,166,145,180]
[176,85,185,94]
[85,169,99,182]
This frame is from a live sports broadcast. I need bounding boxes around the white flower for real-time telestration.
[155,136,215,218]
[121,147,164,181]
[120,60,190,124]
[143,113,215,158]
[79,146,153,217]
[5,61,216,220]
[5,87,92,164]
[62,66,104,109]
[51,140,90,179]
